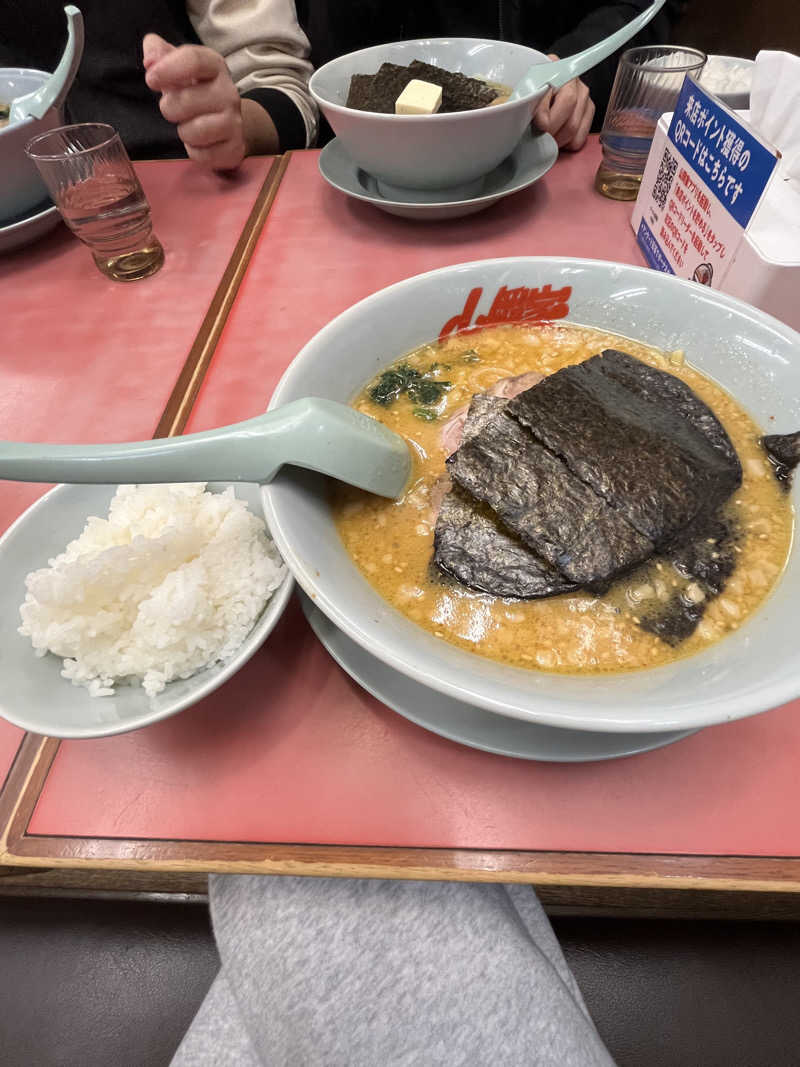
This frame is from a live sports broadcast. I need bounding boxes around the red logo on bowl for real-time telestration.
[439,284,572,339]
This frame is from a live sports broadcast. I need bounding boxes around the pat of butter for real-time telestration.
[395,79,443,115]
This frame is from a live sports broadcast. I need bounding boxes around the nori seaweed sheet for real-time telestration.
[433,487,578,599]
[447,408,654,584]
[434,395,578,598]
[406,60,498,111]
[344,59,498,114]
[345,62,414,112]
[460,392,508,440]
[507,350,742,546]
[761,430,800,490]
[669,514,738,594]
[345,73,378,111]
[593,350,740,468]
[433,350,745,646]
[638,515,739,646]
[637,597,705,646]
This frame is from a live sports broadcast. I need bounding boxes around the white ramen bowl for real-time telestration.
[0,68,63,222]
[309,39,550,192]
[262,258,800,735]
[698,55,754,111]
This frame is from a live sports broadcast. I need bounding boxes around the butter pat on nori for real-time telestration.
[395,79,443,115]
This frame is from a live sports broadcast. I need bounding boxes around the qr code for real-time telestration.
[652,148,678,210]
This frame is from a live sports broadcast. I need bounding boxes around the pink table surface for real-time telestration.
[26,141,800,858]
[0,156,273,536]
[186,138,643,433]
[28,600,800,856]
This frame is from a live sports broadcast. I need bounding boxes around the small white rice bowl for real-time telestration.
[18,483,286,698]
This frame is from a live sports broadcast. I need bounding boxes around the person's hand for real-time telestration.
[143,33,246,171]
[532,55,595,152]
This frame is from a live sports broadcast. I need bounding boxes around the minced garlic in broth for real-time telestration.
[332,323,793,673]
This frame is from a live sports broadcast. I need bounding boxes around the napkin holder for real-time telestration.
[633,112,800,333]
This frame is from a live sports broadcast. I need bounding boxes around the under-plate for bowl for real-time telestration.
[318,128,557,221]
[302,594,697,762]
[0,200,61,254]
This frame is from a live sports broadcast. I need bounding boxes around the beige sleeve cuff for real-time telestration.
[187,0,318,146]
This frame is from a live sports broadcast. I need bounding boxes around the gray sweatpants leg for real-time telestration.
[172,876,615,1067]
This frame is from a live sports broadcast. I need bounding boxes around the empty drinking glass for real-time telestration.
[25,122,164,281]
[595,46,707,201]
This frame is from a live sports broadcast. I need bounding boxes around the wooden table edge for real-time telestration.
[0,733,46,845]
[5,739,800,895]
[0,736,799,892]
[4,846,800,894]
[153,152,290,438]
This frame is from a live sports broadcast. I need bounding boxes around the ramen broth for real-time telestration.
[333,323,793,674]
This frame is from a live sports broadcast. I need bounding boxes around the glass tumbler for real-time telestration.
[25,123,164,281]
[595,46,707,201]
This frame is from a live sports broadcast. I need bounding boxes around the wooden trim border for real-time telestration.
[0,735,26,816]
[5,700,800,896]
[1,867,799,922]
[5,836,800,894]
[0,735,57,866]
[153,152,291,438]
[0,733,39,844]
[4,737,800,896]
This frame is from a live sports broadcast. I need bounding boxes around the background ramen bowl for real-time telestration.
[0,68,63,222]
[263,257,800,736]
[309,39,550,193]
[698,54,754,111]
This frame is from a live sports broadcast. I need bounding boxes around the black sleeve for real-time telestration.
[548,0,685,129]
[240,87,308,151]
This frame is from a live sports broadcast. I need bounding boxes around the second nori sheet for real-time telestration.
[507,350,742,547]
[447,408,654,585]
[406,60,498,111]
[433,487,578,598]
[434,395,578,598]
[761,430,800,490]
[345,62,414,113]
[638,515,739,646]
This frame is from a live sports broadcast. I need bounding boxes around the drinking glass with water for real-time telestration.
[595,46,706,201]
[25,122,164,281]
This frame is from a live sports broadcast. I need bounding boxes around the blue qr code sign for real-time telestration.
[637,219,675,274]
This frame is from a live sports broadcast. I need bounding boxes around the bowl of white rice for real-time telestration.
[0,481,292,738]
[698,55,754,111]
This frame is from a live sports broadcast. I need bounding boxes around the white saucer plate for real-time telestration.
[0,200,62,255]
[318,128,558,221]
[301,594,698,763]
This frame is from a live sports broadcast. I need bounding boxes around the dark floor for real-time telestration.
[2,896,800,1066]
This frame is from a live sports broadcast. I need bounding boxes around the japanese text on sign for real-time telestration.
[667,77,777,229]
[632,74,778,288]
